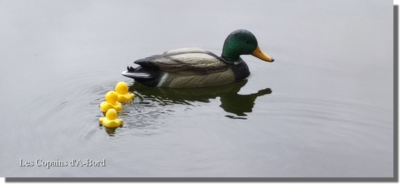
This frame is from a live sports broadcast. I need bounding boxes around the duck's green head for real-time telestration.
[222,29,274,62]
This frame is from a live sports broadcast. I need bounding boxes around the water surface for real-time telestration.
[0,0,393,177]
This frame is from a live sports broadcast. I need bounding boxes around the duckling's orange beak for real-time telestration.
[252,46,274,62]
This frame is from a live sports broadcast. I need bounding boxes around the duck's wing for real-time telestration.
[134,47,228,75]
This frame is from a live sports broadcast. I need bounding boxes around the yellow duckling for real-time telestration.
[115,82,135,103]
[99,109,123,128]
[100,91,122,112]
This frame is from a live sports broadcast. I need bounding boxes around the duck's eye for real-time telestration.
[245,40,250,44]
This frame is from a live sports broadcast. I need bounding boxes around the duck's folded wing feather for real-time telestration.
[134,48,227,75]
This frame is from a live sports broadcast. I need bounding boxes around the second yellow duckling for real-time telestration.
[100,91,122,112]
[99,109,123,128]
[115,82,135,103]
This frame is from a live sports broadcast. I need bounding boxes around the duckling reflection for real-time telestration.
[98,123,117,136]
[129,80,271,117]
[104,127,117,137]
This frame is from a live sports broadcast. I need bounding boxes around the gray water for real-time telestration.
[0,0,394,177]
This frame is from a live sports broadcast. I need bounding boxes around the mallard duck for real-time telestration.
[122,29,274,88]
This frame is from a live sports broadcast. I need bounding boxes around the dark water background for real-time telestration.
[0,0,394,177]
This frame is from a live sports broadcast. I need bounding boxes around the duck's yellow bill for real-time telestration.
[252,46,274,62]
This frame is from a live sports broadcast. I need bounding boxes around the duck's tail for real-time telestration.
[121,66,160,87]
[122,66,153,79]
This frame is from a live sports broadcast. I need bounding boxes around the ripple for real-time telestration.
[263,95,392,131]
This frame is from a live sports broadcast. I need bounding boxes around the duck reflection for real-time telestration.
[129,80,271,117]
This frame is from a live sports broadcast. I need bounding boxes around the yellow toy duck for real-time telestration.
[100,91,122,112]
[99,109,123,128]
[115,82,135,103]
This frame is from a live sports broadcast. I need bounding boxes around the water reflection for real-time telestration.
[129,80,272,118]
[103,127,118,137]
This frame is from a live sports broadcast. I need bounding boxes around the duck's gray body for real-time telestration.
[122,47,250,88]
